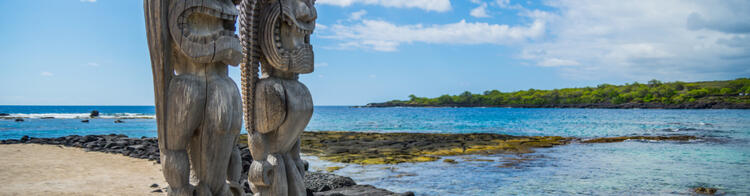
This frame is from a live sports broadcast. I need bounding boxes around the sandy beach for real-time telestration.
[0,144,166,196]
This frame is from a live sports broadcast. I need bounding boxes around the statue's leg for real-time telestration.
[164,74,206,196]
[195,77,243,195]
[283,151,306,196]
[227,146,245,195]
[228,147,243,182]
[290,139,307,176]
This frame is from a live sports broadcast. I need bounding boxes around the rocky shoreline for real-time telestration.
[360,101,750,109]
[295,131,571,165]
[0,135,413,196]
[0,132,706,195]
[290,131,699,165]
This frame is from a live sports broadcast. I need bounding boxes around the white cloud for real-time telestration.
[538,58,580,67]
[80,0,96,2]
[494,0,523,9]
[322,18,545,51]
[40,72,54,76]
[470,3,490,18]
[519,0,750,81]
[349,10,367,21]
[316,0,452,12]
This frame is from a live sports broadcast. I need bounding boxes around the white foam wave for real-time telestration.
[3,113,155,119]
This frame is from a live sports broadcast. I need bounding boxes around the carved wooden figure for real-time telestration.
[144,0,246,195]
[239,0,317,195]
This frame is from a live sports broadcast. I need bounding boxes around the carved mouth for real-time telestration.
[177,7,238,44]
[259,2,315,73]
[274,16,313,55]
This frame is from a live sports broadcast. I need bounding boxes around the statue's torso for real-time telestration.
[255,77,313,153]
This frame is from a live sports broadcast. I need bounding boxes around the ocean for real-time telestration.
[1,106,749,195]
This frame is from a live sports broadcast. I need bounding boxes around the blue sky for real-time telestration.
[1,0,748,105]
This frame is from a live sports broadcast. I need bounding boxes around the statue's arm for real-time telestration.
[254,79,287,133]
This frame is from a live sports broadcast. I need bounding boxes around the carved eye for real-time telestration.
[295,1,313,21]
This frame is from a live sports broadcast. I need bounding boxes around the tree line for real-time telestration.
[380,78,750,106]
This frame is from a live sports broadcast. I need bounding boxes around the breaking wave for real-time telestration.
[2,113,155,119]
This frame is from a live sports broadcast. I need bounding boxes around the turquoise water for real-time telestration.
[2,106,749,195]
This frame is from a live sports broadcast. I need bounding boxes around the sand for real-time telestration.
[0,144,167,196]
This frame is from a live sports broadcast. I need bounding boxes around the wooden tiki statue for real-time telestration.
[144,0,246,195]
[238,0,316,195]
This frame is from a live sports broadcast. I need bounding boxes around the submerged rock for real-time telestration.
[326,166,344,172]
[81,119,89,123]
[693,187,717,195]
[15,118,24,122]
[581,135,697,143]
[114,120,124,123]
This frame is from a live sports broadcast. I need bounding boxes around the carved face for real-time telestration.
[168,0,242,66]
[260,0,317,74]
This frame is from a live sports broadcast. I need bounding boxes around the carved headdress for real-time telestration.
[239,0,316,134]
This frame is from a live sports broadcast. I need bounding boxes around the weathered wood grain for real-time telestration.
[145,0,246,195]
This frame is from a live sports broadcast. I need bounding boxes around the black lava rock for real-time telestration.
[90,110,100,118]
[305,172,356,192]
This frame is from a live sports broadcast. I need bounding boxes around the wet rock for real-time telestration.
[20,135,29,143]
[90,110,100,118]
[114,120,124,123]
[313,185,411,196]
[693,187,717,195]
[81,119,90,123]
[15,118,24,122]
[443,159,457,164]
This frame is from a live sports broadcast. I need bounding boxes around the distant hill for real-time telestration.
[363,78,750,109]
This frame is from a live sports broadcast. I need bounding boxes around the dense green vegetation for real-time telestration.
[376,78,750,107]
